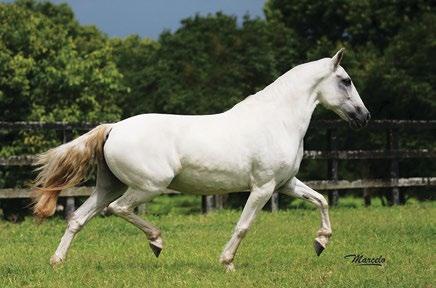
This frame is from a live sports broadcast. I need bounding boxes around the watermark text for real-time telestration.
[344,254,386,266]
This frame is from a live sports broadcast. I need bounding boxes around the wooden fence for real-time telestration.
[0,120,435,215]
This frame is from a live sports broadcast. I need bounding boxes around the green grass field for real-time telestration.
[0,196,434,288]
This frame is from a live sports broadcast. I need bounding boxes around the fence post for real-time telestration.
[214,195,224,210]
[387,128,400,205]
[363,188,371,207]
[327,129,339,206]
[202,195,214,213]
[65,197,75,219]
[362,161,371,206]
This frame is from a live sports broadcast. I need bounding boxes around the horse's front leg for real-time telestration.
[220,181,275,271]
[279,177,332,256]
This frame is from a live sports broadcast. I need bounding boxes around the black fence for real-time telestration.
[0,120,435,217]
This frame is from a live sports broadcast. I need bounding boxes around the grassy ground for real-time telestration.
[0,196,434,288]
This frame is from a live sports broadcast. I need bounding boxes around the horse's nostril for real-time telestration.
[356,106,362,114]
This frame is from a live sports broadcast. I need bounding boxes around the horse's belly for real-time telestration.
[168,168,250,195]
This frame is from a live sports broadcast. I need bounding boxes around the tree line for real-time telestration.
[0,0,434,196]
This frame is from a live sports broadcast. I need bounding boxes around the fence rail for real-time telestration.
[1,148,435,166]
[1,119,435,130]
[1,177,434,199]
[1,120,435,216]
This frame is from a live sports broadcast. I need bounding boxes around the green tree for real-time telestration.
[362,13,436,120]
[0,2,125,124]
[0,1,127,157]
[152,13,281,115]
[263,0,435,196]
[111,35,160,117]
[264,0,435,121]
[264,0,434,50]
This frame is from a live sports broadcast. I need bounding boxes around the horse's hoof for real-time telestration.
[149,238,163,258]
[149,243,162,258]
[50,255,64,267]
[314,240,325,256]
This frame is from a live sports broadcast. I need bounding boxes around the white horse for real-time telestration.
[33,49,370,271]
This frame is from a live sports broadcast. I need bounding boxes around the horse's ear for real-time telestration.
[331,48,345,71]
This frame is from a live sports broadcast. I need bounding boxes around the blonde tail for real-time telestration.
[32,124,112,218]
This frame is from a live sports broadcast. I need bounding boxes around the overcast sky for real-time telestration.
[30,0,266,39]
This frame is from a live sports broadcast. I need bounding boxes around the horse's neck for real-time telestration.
[235,62,326,136]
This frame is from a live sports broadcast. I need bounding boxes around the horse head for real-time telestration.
[316,49,370,128]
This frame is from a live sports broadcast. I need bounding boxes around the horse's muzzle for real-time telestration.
[348,109,370,129]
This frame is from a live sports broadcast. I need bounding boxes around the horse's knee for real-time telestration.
[252,189,273,205]
[235,226,249,238]
[67,216,84,233]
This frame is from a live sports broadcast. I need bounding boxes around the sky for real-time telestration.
[40,0,266,39]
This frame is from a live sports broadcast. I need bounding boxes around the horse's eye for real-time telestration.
[341,78,352,86]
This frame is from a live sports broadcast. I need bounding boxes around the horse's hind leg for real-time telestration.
[107,188,164,257]
[50,160,127,266]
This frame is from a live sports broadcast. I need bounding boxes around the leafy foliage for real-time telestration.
[110,35,160,117]
[0,0,434,195]
[0,1,125,123]
[0,1,126,160]
[151,14,278,115]
[264,0,436,120]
